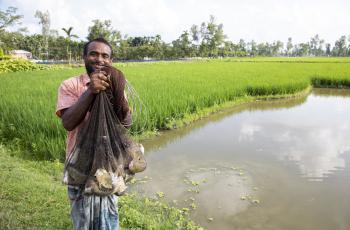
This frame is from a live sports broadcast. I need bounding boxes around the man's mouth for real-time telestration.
[93,64,104,69]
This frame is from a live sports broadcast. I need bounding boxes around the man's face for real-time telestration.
[84,41,112,75]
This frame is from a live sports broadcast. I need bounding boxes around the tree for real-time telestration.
[151,34,164,59]
[204,15,225,57]
[62,27,78,63]
[238,39,246,52]
[190,24,199,44]
[0,6,23,31]
[247,40,257,56]
[347,35,350,56]
[309,34,324,56]
[87,19,121,44]
[172,30,193,58]
[332,35,347,56]
[35,10,50,60]
[257,42,270,56]
[87,19,122,58]
[295,43,310,56]
[218,41,235,57]
[192,15,226,57]
[270,41,284,56]
[0,30,25,52]
[325,43,331,56]
[286,37,293,56]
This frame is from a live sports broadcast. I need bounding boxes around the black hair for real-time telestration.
[83,37,113,57]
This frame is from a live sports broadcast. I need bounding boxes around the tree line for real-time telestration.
[1,7,350,61]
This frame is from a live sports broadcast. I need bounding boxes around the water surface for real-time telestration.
[133,89,350,230]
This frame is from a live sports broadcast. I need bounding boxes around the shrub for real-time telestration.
[0,59,49,74]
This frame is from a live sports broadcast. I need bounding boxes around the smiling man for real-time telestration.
[56,38,131,230]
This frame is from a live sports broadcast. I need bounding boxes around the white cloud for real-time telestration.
[278,127,350,180]
[238,123,261,141]
[1,0,349,44]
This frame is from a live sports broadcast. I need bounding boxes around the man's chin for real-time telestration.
[85,65,95,75]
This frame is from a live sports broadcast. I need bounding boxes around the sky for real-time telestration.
[0,0,349,45]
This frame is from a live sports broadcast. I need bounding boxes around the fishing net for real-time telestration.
[63,65,146,196]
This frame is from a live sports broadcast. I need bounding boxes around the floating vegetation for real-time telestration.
[156,191,165,198]
[240,193,261,205]
[191,181,200,186]
[190,203,197,210]
[128,175,151,185]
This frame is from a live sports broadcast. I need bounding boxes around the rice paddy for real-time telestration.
[0,57,350,160]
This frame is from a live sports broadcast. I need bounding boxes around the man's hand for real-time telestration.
[89,71,111,94]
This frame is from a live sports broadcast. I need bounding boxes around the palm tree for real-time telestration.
[62,27,78,64]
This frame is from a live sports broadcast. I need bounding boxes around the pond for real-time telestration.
[132,88,350,230]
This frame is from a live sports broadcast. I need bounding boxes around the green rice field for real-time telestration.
[1,57,350,160]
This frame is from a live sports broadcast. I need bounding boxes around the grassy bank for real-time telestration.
[0,144,201,229]
[1,58,350,160]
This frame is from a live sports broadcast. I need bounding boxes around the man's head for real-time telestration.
[83,38,113,75]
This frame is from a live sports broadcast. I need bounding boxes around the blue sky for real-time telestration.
[1,0,349,45]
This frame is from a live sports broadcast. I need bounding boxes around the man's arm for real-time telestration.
[61,88,95,131]
[61,71,110,131]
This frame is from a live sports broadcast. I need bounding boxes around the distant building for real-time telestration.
[9,50,33,60]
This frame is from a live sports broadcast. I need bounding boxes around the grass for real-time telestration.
[0,58,350,160]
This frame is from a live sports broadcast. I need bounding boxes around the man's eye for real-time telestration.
[103,55,109,59]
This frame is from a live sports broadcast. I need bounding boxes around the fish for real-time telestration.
[84,168,127,196]
[125,142,147,174]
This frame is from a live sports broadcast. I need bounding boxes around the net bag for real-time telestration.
[63,65,146,196]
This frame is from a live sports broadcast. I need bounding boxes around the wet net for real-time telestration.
[63,65,146,196]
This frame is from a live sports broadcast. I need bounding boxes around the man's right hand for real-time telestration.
[89,71,111,94]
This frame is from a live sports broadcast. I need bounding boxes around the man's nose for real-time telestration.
[96,55,104,62]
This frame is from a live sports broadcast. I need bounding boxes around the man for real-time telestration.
[56,37,131,230]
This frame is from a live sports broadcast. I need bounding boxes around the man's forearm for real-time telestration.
[61,88,95,131]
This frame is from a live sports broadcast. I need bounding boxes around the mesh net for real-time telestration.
[63,65,145,196]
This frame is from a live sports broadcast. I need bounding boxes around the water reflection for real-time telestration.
[137,88,350,229]
[279,127,350,180]
[238,123,262,141]
[142,94,307,152]
[238,120,350,180]
[234,90,350,180]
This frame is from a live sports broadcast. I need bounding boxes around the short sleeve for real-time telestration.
[56,80,79,117]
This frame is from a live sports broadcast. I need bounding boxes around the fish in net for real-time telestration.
[63,65,146,196]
